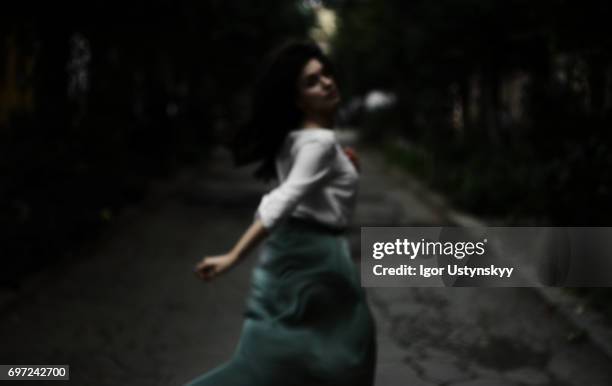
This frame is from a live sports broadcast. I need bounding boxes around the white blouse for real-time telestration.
[255,128,359,231]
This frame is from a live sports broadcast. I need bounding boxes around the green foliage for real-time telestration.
[0,1,313,284]
[332,0,612,224]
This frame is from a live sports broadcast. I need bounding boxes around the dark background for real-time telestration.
[1,0,312,285]
[332,0,612,227]
[2,0,612,294]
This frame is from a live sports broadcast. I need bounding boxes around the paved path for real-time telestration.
[1,140,611,385]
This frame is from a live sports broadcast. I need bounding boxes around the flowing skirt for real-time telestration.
[184,218,377,386]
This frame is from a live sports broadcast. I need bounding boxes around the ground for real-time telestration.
[1,140,611,386]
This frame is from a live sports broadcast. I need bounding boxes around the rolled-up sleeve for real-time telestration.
[255,140,335,230]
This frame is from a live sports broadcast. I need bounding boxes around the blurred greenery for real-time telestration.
[4,0,612,288]
[0,0,313,285]
[332,0,612,226]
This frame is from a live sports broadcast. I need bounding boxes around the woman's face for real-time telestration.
[296,58,341,117]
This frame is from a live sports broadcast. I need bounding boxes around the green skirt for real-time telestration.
[185,218,377,386]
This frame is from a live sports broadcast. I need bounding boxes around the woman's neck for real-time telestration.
[302,113,335,130]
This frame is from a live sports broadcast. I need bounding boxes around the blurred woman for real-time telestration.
[185,41,376,386]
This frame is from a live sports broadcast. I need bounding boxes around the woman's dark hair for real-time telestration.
[231,40,336,181]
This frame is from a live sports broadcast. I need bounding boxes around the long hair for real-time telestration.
[231,40,335,181]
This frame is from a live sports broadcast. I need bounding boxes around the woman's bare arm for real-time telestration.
[194,218,269,281]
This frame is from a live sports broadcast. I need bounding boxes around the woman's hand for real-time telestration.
[343,147,360,172]
[193,219,268,282]
[194,253,237,281]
